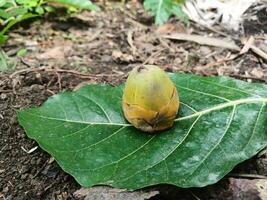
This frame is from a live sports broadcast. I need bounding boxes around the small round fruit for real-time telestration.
[122,65,179,132]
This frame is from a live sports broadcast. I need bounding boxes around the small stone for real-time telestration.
[199,46,212,55]
[36,158,42,165]
[3,186,9,193]
[21,165,29,174]
[21,174,28,180]
[18,185,23,190]
[30,157,37,165]
[0,93,7,100]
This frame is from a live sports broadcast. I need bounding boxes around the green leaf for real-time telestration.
[0,12,38,35]
[144,0,186,25]
[18,74,267,189]
[16,48,27,57]
[35,6,44,14]
[16,0,38,7]
[49,0,100,11]
[0,1,15,9]
[0,48,17,70]
[0,33,8,43]
[0,0,7,7]
[0,7,28,20]
[44,5,55,13]
[171,3,188,23]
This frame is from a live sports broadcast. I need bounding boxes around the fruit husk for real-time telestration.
[122,65,179,132]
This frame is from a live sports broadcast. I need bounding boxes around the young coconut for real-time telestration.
[122,65,179,132]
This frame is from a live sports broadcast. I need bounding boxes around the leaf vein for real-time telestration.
[176,84,230,102]
[243,103,266,150]
[56,126,126,152]
[70,94,85,121]
[180,102,197,112]
[198,78,262,98]
[117,115,202,183]
[77,93,112,123]
[187,106,236,177]
[70,135,156,172]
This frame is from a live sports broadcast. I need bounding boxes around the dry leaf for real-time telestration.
[156,23,186,34]
[227,178,267,200]
[39,46,71,60]
[74,187,159,200]
[112,50,134,63]
[182,0,258,31]
[162,33,240,51]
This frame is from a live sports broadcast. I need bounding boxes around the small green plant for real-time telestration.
[0,47,16,71]
[0,0,100,44]
[144,0,187,25]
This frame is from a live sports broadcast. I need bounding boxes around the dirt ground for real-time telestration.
[1,2,267,200]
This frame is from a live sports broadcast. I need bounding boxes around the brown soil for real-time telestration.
[1,2,267,200]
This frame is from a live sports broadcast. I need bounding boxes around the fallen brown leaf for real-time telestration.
[156,23,186,34]
[227,178,267,200]
[73,186,159,200]
[162,33,240,51]
[38,46,71,60]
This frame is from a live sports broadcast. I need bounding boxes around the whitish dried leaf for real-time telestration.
[73,187,159,200]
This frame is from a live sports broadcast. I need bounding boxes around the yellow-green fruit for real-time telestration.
[122,65,179,132]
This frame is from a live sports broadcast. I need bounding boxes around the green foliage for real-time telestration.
[18,73,267,189]
[0,48,16,71]
[144,0,187,25]
[16,47,27,57]
[53,0,100,12]
[0,0,100,44]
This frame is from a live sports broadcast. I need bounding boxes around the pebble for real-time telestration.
[21,165,29,174]
[0,93,7,100]
[30,157,37,165]
[21,174,28,180]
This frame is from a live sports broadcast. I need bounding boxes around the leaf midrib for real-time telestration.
[175,97,267,122]
[22,97,267,126]
[156,0,163,23]
[110,101,266,184]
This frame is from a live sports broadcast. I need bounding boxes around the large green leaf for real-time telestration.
[18,73,267,189]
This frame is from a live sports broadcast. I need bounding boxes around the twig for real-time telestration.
[228,173,267,179]
[251,45,267,61]
[21,146,38,154]
[55,71,62,91]
[142,48,166,65]
[9,66,123,79]
[231,74,267,82]
[190,191,201,200]
[258,147,267,157]
[162,33,240,51]
[0,89,12,93]
[191,20,233,39]
[119,8,148,30]
[46,89,55,95]
[20,57,33,68]
[240,36,267,61]
[0,144,7,152]
[240,36,254,54]
[87,30,102,43]
[32,158,50,178]
[193,54,240,71]
[127,30,137,55]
